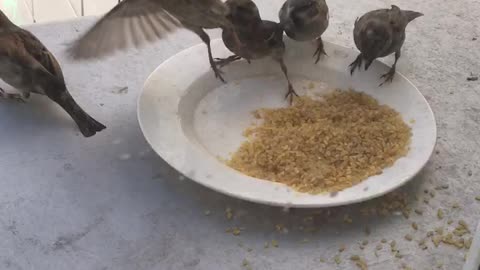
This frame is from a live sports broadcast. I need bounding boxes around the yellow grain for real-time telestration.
[227,90,411,193]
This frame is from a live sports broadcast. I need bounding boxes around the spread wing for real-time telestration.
[67,0,182,59]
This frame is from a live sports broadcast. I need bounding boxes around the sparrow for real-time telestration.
[0,10,106,137]
[67,0,242,82]
[214,0,298,103]
[349,5,423,85]
[279,0,329,63]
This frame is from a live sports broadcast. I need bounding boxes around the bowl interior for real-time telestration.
[138,38,436,207]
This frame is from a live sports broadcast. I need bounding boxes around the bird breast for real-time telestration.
[285,18,327,41]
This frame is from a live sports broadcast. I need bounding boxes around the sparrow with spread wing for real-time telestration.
[68,0,241,82]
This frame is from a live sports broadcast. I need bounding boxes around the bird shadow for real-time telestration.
[0,94,79,136]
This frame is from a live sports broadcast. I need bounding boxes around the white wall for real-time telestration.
[0,0,120,25]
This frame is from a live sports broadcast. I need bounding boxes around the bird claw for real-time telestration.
[214,55,242,69]
[349,55,363,76]
[313,47,327,64]
[213,58,231,69]
[348,63,357,76]
[15,97,26,103]
[379,69,395,86]
[211,64,225,83]
[0,88,26,103]
[284,86,299,105]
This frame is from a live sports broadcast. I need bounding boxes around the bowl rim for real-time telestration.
[137,38,437,208]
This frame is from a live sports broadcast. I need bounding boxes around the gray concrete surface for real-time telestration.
[0,0,479,269]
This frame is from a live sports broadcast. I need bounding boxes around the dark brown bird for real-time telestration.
[68,0,241,82]
[279,0,329,63]
[349,5,423,85]
[214,0,298,103]
[0,10,106,137]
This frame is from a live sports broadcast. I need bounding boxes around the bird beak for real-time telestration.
[404,11,424,22]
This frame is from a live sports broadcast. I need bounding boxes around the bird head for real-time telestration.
[225,0,261,26]
[288,0,327,27]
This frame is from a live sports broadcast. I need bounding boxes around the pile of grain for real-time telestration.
[226,89,412,194]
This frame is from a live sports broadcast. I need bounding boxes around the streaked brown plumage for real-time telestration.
[68,0,239,82]
[215,0,298,103]
[349,5,423,85]
[0,10,106,137]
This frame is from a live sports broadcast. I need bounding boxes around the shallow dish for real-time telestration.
[137,38,436,208]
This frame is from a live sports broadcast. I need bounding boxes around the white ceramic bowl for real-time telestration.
[137,38,436,208]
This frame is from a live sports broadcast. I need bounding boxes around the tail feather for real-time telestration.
[31,67,106,137]
[404,10,423,23]
[49,90,106,137]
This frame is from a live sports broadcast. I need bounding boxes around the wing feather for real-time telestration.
[67,0,182,59]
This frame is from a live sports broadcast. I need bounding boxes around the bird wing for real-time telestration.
[175,0,230,29]
[67,0,182,59]
[191,0,230,18]
[15,29,66,84]
[0,31,66,97]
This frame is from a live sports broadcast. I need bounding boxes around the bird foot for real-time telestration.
[0,88,26,103]
[214,55,242,69]
[210,62,226,83]
[379,69,396,86]
[284,85,299,105]
[349,55,363,75]
[313,43,327,64]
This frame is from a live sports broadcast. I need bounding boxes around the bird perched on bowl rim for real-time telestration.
[279,0,329,64]
[349,5,423,86]
[0,10,106,137]
[67,0,243,83]
[214,0,299,104]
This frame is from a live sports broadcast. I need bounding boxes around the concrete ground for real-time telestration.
[0,0,478,269]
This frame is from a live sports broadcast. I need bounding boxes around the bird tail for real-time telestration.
[50,90,106,137]
[404,11,424,23]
